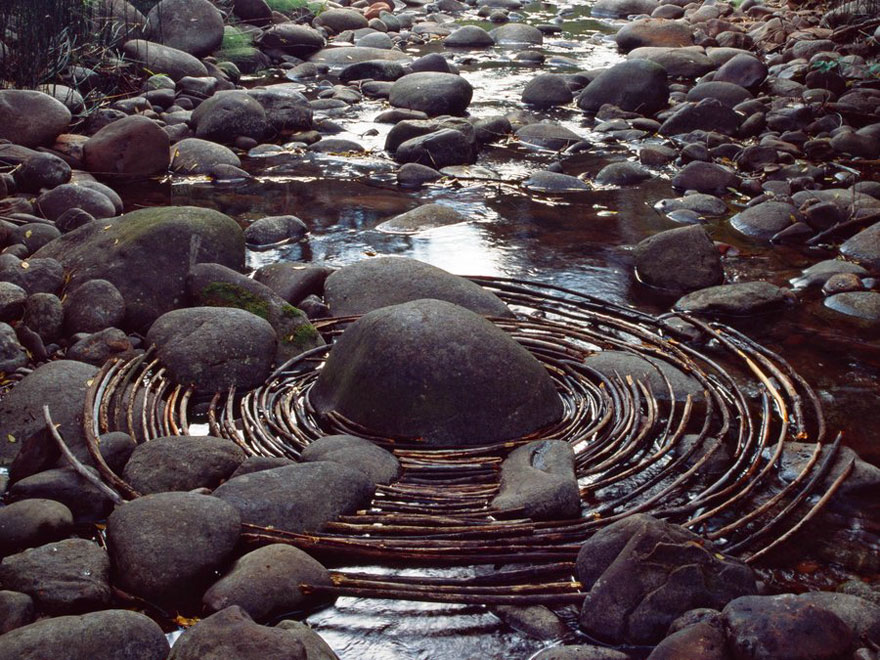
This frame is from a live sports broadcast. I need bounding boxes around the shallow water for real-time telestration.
[127,0,880,655]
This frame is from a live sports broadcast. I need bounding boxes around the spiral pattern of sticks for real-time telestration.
[83,277,847,604]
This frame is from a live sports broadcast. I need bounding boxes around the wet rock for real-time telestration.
[521,73,573,108]
[213,462,374,531]
[660,98,741,136]
[395,128,477,168]
[310,46,410,69]
[339,60,406,83]
[83,115,170,179]
[168,606,306,660]
[655,193,727,218]
[145,0,223,57]
[492,604,568,640]
[824,291,880,325]
[0,360,97,466]
[55,208,96,233]
[672,161,739,195]
[524,171,589,193]
[122,39,209,80]
[13,154,71,193]
[315,8,369,33]
[595,161,652,186]
[714,53,767,90]
[0,609,169,660]
[146,307,276,390]
[192,90,268,145]
[687,81,753,108]
[792,260,868,289]
[0,283,26,322]
[259,23,325,58]
[397,162,443,186]
[634,225,723,293]
[0,499,73,556]
[490,23,544,45]
[389,72,473,116]
[203,544,332,620]
[647,621,727,660]
[229,456,295,479]
[0,91,71,148]
[36,183,116,222]
[0,591,34,634]
[0,257,63,296]
[63,279,125,335]
[186,262,322,362]
[171,138,241,175]
[0,539,110,614]
[584,350,703,403]
[444,25,495,48]
[12,224,60,255]
[275,620,339,660]
[311,299,560,446]
[66,328,135,366]
[616,18,694,52]
[301,435,401,485]
[630,46,713,78]
[8,467,114,522]
[798,592,880,643]
[245,215,307,246]
[840,222,880,271]
[730,201,797,241]
[577,59,668,115]
[248,86,313,135]
[34,205,244,330]
[411,52,456,73]
[122,436,246,494]
[516,123,582,150]
[675,281,789,316]
[492,440,580,520]
[107,491,240,601]
[0,324,27,373]
[591,0,658,16]
[722,594,853,660]
[253,263,331,306]
[375,203,465,234]
[577,514,757,645]
[233,0,272,24]
[531,646,630,660]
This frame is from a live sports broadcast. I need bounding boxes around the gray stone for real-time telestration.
[36,184,116,222]
[591,0,658,18]
[107,492,241,601]
[203,544,332,620]
[634,225,723,293]
[491,440,580,520]
[674,281,789,316]
[66,328,134,366]
[659,98,741,136]
[314,8,369,33]
[122,436,246,494]
[531,646,630,660]
[629,47,713,78]
[492,604,568,640]
[122,39,209,80]
[395,128,477,168]
[213,462,375,531]
[0,283,26,323]
[0,257,63,296]
[730,201,797,241]
[261,24,325,57]
[521,73,573,108]
[274,620,339,660]
[0,591,34,634]
[192,90,269,144]
[13,153,71,193]
[616,18,694,53]
[0,499,73,556]
[577,59,668,115]
[146,0,224,57]
[0,539,110,614]
[584,350,703,404]
[595,161,652,186]
[714,53,767,90]
[83,115,170,179]
[646,622,727,660]
[0,323,27,373]
[490,23,543,45]
[22,293,62,343]
[248,86,313,135]
[672,161,740,195]
[310,299,561,446]
[516,123,582,151]
[577,514,757,645]
[253,263,331,306]
[8,468,114,522]
[687,81,754,108]
[841,222,880,271]
[301,435,401,485]
[524,171,589,193]
[63,279,125,335]
[444,25,495,48]
[798,591,880,643]
[825,291,880,324]
[245,215,307,246]
[375,203,466,234]
[0,609,169,660]
[171,138,241,175]
[389,73,473,116]
[0,91,71,148]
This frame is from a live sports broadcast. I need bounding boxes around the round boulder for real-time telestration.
[0,90,71,148]
[170,138,241,175]
[310,299,563,446]
[615,19,694,53]
[522,73,573,108]
[146,306,276,391]
[260,23,325,57]
[322,256,511,317]
[83,115,170,178]
[122,39,209,80]
[63,278,126,334]
[634,225,723,293]
[192,90,268,144]
[145,0,224,57]
[389,72,473,117]
[301,434,401,485]
[444,25,495,48]
[577,59,668,116]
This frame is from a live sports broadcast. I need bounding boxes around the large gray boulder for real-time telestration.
[577,59,668,116]
[203,544,332,620]
[146,307,277,391]
[310,299,562,446]
[674,281,789,316]
[301,435,401,485]
[634,225,723,293]
[145,0,224,57]
[583,350,703,404]
[122,436,247,494]
[840,221,880,271]
[260,24,325,57]
[577,514,757,645]
[491,440,581,520]
[122,40,209,80]
[167,606,306,660]
[389,73,473,116]
[0,610,169,660]
[0,360,97,466]
[615,19,694,52]
[0,539,110,614]
[592,0,658,17]
[107,492,241,601]
[34,206,245,331]
[0,500,73,556]
[192,90,269,144]
[323,257,511,317]
[212,462,375,532]
[729,201,797,241]
[0,91,71,148]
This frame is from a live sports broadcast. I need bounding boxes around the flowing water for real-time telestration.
[118,0,880,655]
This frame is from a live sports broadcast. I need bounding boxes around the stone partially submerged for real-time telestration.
[310,299,563,446]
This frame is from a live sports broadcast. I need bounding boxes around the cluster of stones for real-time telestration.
[0,0,879,655]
